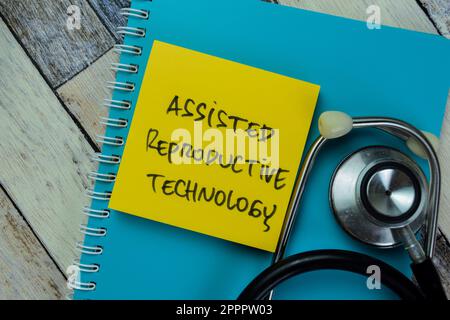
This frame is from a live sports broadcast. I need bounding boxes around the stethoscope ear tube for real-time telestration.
[411,259,447,300]
[238,250,425,300]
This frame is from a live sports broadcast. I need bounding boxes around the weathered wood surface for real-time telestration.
[277,0,438,33]
[0,18,94,275]
[434,230,450,294]
[0,188,67,300]
[419,0,450,38]
[438,93,450,244]
[88,0,128,42]
[57,49,118,146]
[0,0,115,88]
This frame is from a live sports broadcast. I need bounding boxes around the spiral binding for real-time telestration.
[113,44,142,56]
[111,63,139,74]
[103,99,131,110]
[76,242,103,255]
[88,172,117,183]
[106,81,135,92]
[83,207,110,219]
[120,7,149,19]
[74,261,100,273]
[95,135,124,146]
[91,153,121,164]
[80,224,107,237]
[71,0,150,296]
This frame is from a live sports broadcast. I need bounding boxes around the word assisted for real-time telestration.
[147,173,277,232]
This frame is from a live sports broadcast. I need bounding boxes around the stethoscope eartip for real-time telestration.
[406,131,440,159]
[318,111,353,139]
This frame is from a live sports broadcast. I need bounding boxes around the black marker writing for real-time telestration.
[146,128,290,190]
[166,94,275,141]
[147,173,276,232]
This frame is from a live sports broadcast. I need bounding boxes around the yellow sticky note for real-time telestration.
[109,40,320,252]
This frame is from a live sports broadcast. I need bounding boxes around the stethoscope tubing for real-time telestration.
[239,249,425,300]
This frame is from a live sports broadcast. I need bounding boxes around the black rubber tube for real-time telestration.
[238,249,424,300]
[411,258,447,300]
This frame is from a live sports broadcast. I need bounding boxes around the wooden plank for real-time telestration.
[57,48,118,146]
[88,0,128,42]
[0,0,115,88]
[0,18,94,272]
[418,0,450,38]
[0,187,67,300]
[434,230,450,295]
[278,0,437,34]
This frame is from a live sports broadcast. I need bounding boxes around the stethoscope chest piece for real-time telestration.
[330,146,428,248]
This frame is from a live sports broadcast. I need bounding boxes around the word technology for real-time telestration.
[146,173,277,232]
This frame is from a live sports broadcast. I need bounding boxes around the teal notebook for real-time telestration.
[75,0,450,299]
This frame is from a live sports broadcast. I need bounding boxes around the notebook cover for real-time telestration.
[75,0,450,299]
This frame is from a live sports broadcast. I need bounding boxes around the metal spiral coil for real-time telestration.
[80,224,108,237]
[73,0,150,297]
[74,261,100,273]
[95,135,124,146]
[100,117,129,128]
[68,281,96,291]
[117,26,146,38]
[88,172,116,183]
[86,189,112,201]
[113,44,142,56]
[120,7,149,19]
[111,63,138,74]
[76,242,103,255]
[103,99,131,110]
[83,207,110,219]
[91,153,121,164]
[107,81,135,92]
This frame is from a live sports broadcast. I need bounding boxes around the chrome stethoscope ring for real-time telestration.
[329,146,428,248]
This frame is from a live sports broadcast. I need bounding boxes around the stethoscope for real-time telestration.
[239,111,447,300]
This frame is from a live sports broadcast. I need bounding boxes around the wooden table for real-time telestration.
[0,0,449,299]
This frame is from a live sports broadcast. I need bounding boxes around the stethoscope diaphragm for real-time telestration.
[329,146,428,248]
